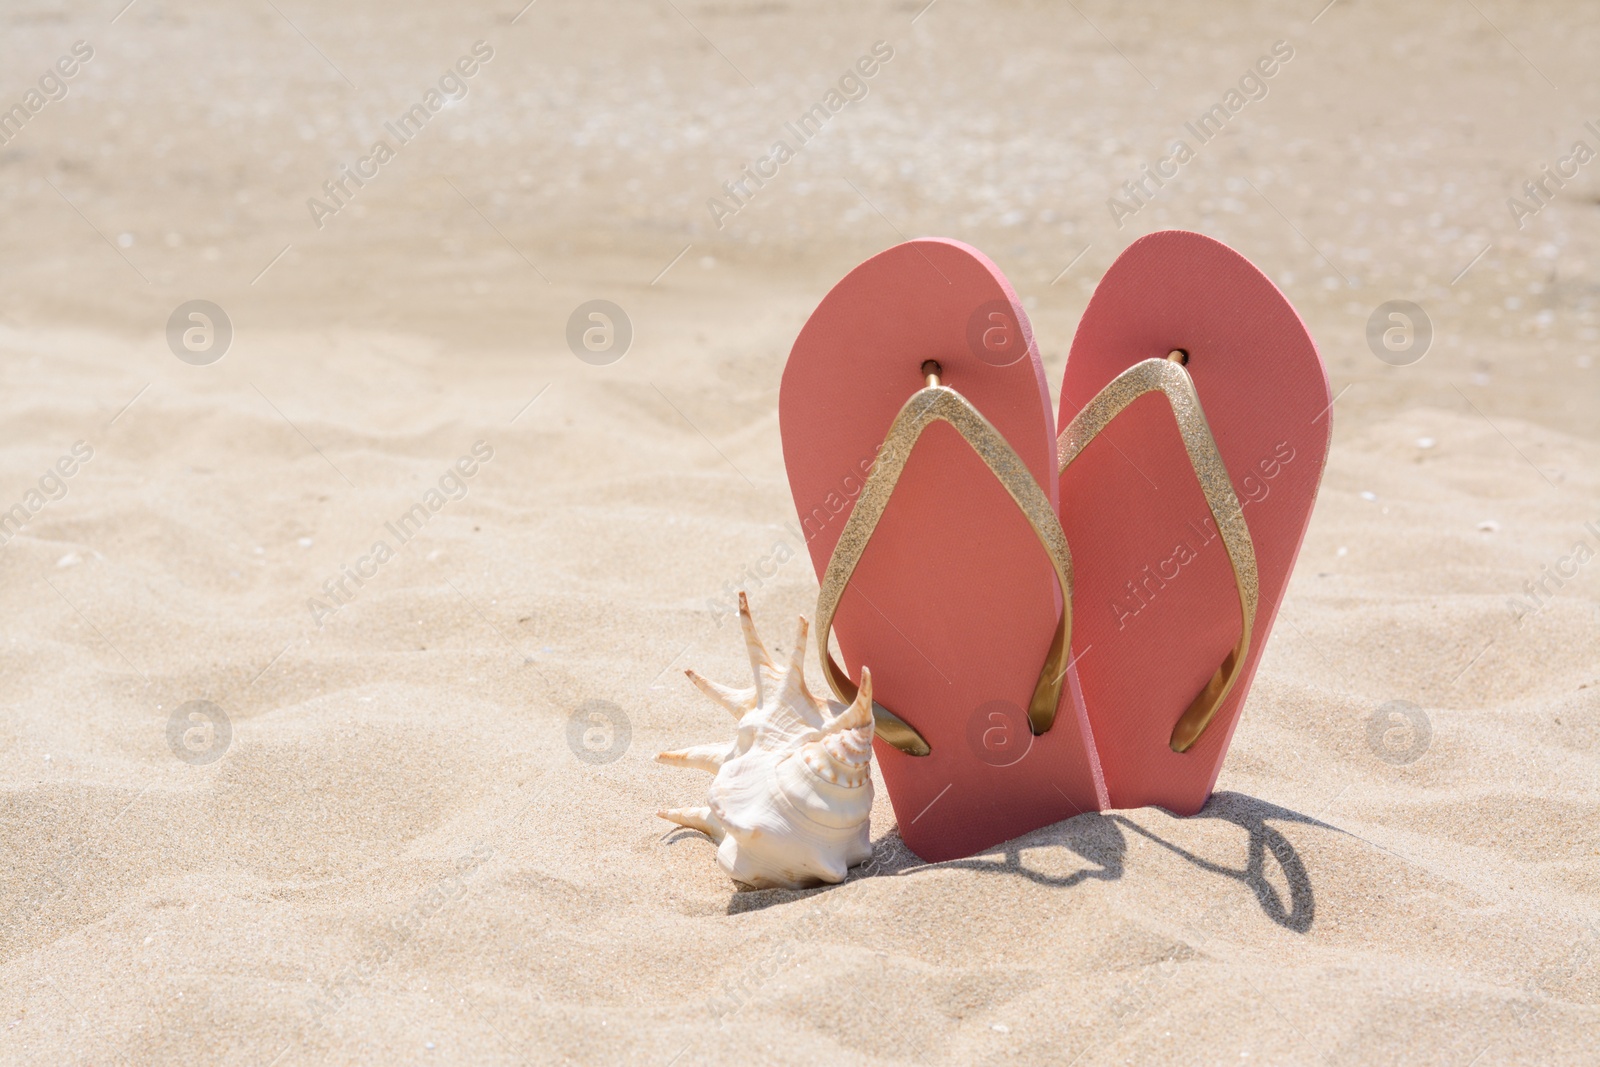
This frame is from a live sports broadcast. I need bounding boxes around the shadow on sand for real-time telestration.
[719,791,1324,931]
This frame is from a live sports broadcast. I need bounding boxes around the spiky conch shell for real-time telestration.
[657,593,875,889]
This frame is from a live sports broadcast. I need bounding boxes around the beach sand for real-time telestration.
[1,1,1597,1063]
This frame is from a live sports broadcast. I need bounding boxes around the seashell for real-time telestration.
[657,592,875,889]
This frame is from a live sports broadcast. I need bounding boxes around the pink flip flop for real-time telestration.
[781,239,1104,863]
[1055,230,1331,814]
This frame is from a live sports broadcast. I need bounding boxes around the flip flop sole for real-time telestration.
[782,239,1103,862]
[1057,230,1331,814]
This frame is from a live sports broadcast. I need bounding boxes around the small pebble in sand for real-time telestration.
[1416,437,1436,449]
[298,537,313,547]
[1337,546,1348,556]
[1478,520,1500,533]
[1360,491,1377,501]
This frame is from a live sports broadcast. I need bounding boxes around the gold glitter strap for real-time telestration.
[816,369,1075,757]
[1056,353,1259,753]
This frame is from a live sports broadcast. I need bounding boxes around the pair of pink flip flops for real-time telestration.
[780,231,1331,863]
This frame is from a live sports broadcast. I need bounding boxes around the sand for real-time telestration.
[1,0,1597,1063]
